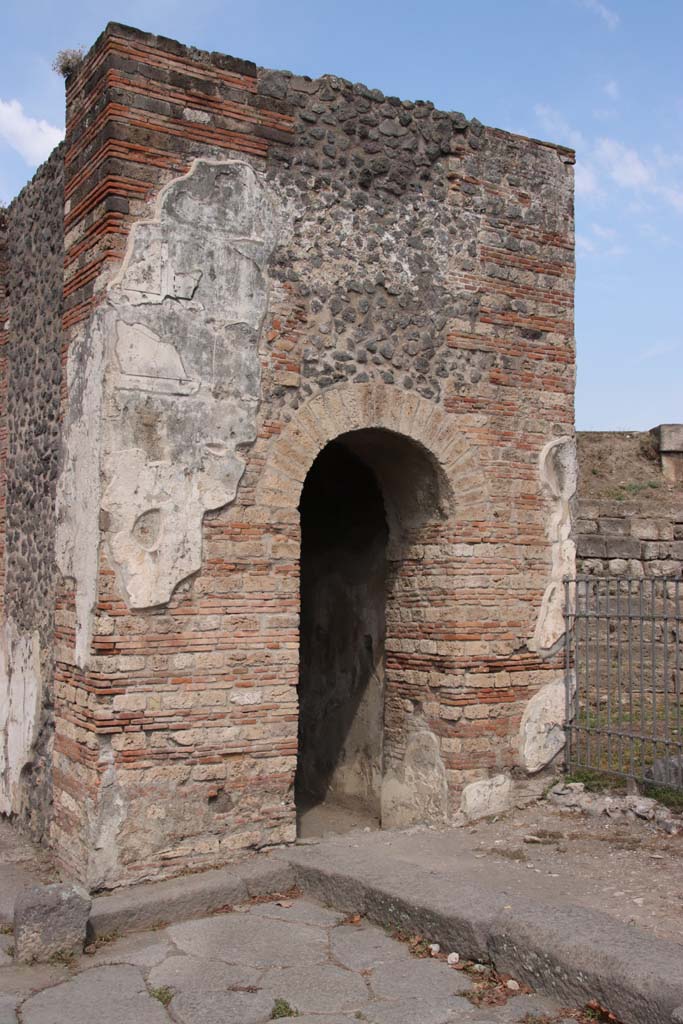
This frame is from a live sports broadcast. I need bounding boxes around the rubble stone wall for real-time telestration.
[0,149,65,833]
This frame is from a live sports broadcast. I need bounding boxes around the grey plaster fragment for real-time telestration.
[14,883,91,963]
[20,965,169,1024]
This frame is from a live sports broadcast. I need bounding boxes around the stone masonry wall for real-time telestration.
[0,149,65,834]
[0,209,7,633]
[40,23,576,887]
[576,431,683,579]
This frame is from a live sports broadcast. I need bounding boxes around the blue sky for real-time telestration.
[1,0,681,431]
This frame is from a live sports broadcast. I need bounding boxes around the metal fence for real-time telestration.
[564,576,683,790]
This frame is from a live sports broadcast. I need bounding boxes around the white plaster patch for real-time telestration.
[529,436,577,654]
[85,740,128,889]
[519,677,567,774]
[0,620,42,815]
[100,159,279,609]
[55,315,105,667]
[103,447,245,608]
[114,321,197,394]
[381,722,448,827]
[458,773,513,823]
[56,158,281,641]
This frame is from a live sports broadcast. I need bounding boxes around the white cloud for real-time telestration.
[534,103,584,149]
[603,79,620,100]
[533,107,683,214]
[656,185,683,212]
[594,137,651,187]
[575,162,600,196]
[633,340,681,364]
[591,222,617,239]
[577,228,626,258]
[0,98,63,167]
[580,0,620,30]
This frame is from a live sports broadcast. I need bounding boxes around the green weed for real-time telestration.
[271,998,299,1018]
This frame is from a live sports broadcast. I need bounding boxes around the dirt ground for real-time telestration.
[577,429,683,513]
[430,800,683,945]
[296,793,683,946]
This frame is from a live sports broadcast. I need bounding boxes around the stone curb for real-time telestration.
[279,846,683,1024]
[88,856,295,938]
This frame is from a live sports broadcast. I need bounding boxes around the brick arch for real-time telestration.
[256,383,490,519]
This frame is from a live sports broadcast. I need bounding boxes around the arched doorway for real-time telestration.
[295,427,447,837]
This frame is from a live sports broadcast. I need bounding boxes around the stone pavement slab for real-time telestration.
[362,996,474,1024]
[261,963,370,1014]
[0,894,663,1024]
[20,964,170,1024]
[246,895,344,927]
[84,928,174,969]
[168,910,328,966]
[330,920,412,969]
[0,963,69,998]
[0,995,17,1024]
[293,1018,359,1024]
[147,955,270,1024]
[370,956,473,1003]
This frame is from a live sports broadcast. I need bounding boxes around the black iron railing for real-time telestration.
[564,576,683,790]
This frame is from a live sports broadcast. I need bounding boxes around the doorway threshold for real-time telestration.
[296,794,380,841]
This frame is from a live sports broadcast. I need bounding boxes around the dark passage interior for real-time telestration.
[296,440,388,833]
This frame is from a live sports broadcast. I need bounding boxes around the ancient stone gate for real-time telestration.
[0,23,576,887]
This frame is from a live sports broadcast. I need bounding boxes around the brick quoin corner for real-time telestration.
[0,22,576,888]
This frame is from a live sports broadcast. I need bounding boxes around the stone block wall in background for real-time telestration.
[576,429,683,579]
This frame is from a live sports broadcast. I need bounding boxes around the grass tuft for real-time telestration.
[271,997,299,1018]
[149,986,173,1007]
